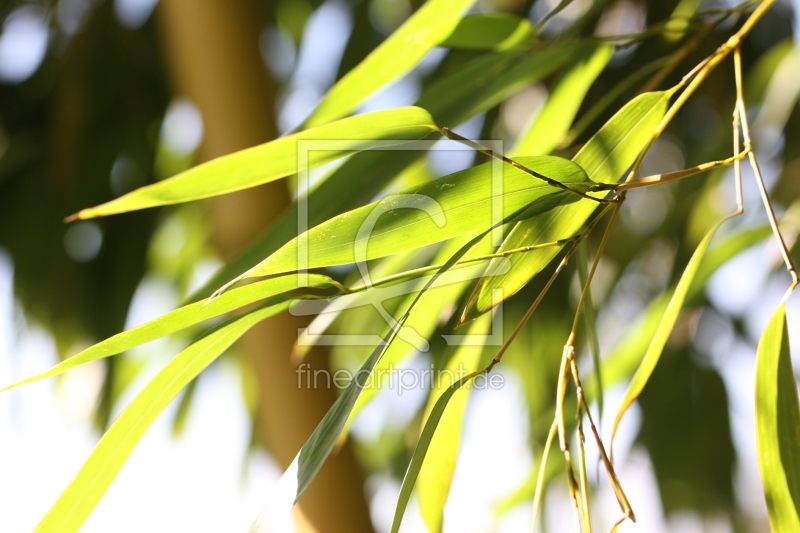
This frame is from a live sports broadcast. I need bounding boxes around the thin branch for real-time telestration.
[733,45,799,295]
[441,127,614,204]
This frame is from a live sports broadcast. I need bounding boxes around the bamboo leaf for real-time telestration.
[2,274,337,391]
[418,44,591,127]
[236,156,589,284]
[249,195,564,532]
[339,235,494,442]
[417,316,491,533]
[392,366,486,533]
[69,107,438,220]
[33,299,292,533]
[592,224,771,399]
[611,219,724,441]
[304,0,477,127]
[463,91,672,322]
[435,13,534,51]
[189,46,587,302]
[512,44,612,157]
[755,303,800,531]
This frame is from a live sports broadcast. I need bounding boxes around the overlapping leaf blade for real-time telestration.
[304,0,477,127]
[190,45,587,301]
[33,299,293,533]
[463,91,672,322]
[755,303,800,531]
[70,107,438,219]
[2,274,337,390]
[234,156,590,284]
[417,316,491,533]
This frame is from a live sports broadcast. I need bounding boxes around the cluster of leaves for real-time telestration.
[3,0,800,532]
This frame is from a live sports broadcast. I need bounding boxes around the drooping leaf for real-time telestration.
[33,299,293,533]
[512,44,612,157]
[340,235,494,442]
[463,91,673,322]
[755,303,800,531]
[234,156,590,285]
[304,0,477,127]
[611,218,725,441]
[435,13,534,51]
[2,274,337,391]
[69,107,438,220]
[591,224,770,399]
[248,194,565,531]
[392,365,487,533]
[417,316,491,533]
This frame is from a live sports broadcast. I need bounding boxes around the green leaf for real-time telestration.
[69,107,438,219]
[592,224,771,399]
[511,44,612,157]
[418,44,590,127]
[392,366,487,533]
[189,46,587,302]
[33,299,292,533]
[249,194,563,532]
[340,235,493,442]
[417,316,491,533]
[463,91,672,322]
[755,303,800,531]
[304,0,477,127]
[435,13,533,51]
[611,218,724,441]
[236,156,589,286]
[2,274,337,391]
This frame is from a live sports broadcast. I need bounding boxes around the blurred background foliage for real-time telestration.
[0,0,799,531]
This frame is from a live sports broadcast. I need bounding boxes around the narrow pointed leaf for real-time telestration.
[69,107,438,219]
[304,0,477,127]
[512,44,612,157]
[611,219,724,441]
[393,367,486,533]
[463,91,672,322]
[34,299,292,533]
[588,224,771,399]
[417,317,490,533]
[2,274,337,391]
[240,156,590,283]
[190,46,587,302]
[755,303,800,531]
[341,236,493,441]
[249,195,563,531]
[435,13,533,51]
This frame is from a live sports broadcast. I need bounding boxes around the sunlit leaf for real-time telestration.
[248,194,565,532]
[2,274,337,391]
[463,91,672,322]
[435,13,533,51]
[235,156,590,284]
[417,316,491,533]
[611,218,724,441]
[755,303,800,531]
[512,44,612,157]
[33,299,292,533]
[304,0,477,127]
[190,46,587,302]
[69,107,438,219]
[392,364,488,533]
[593,224,771,398]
